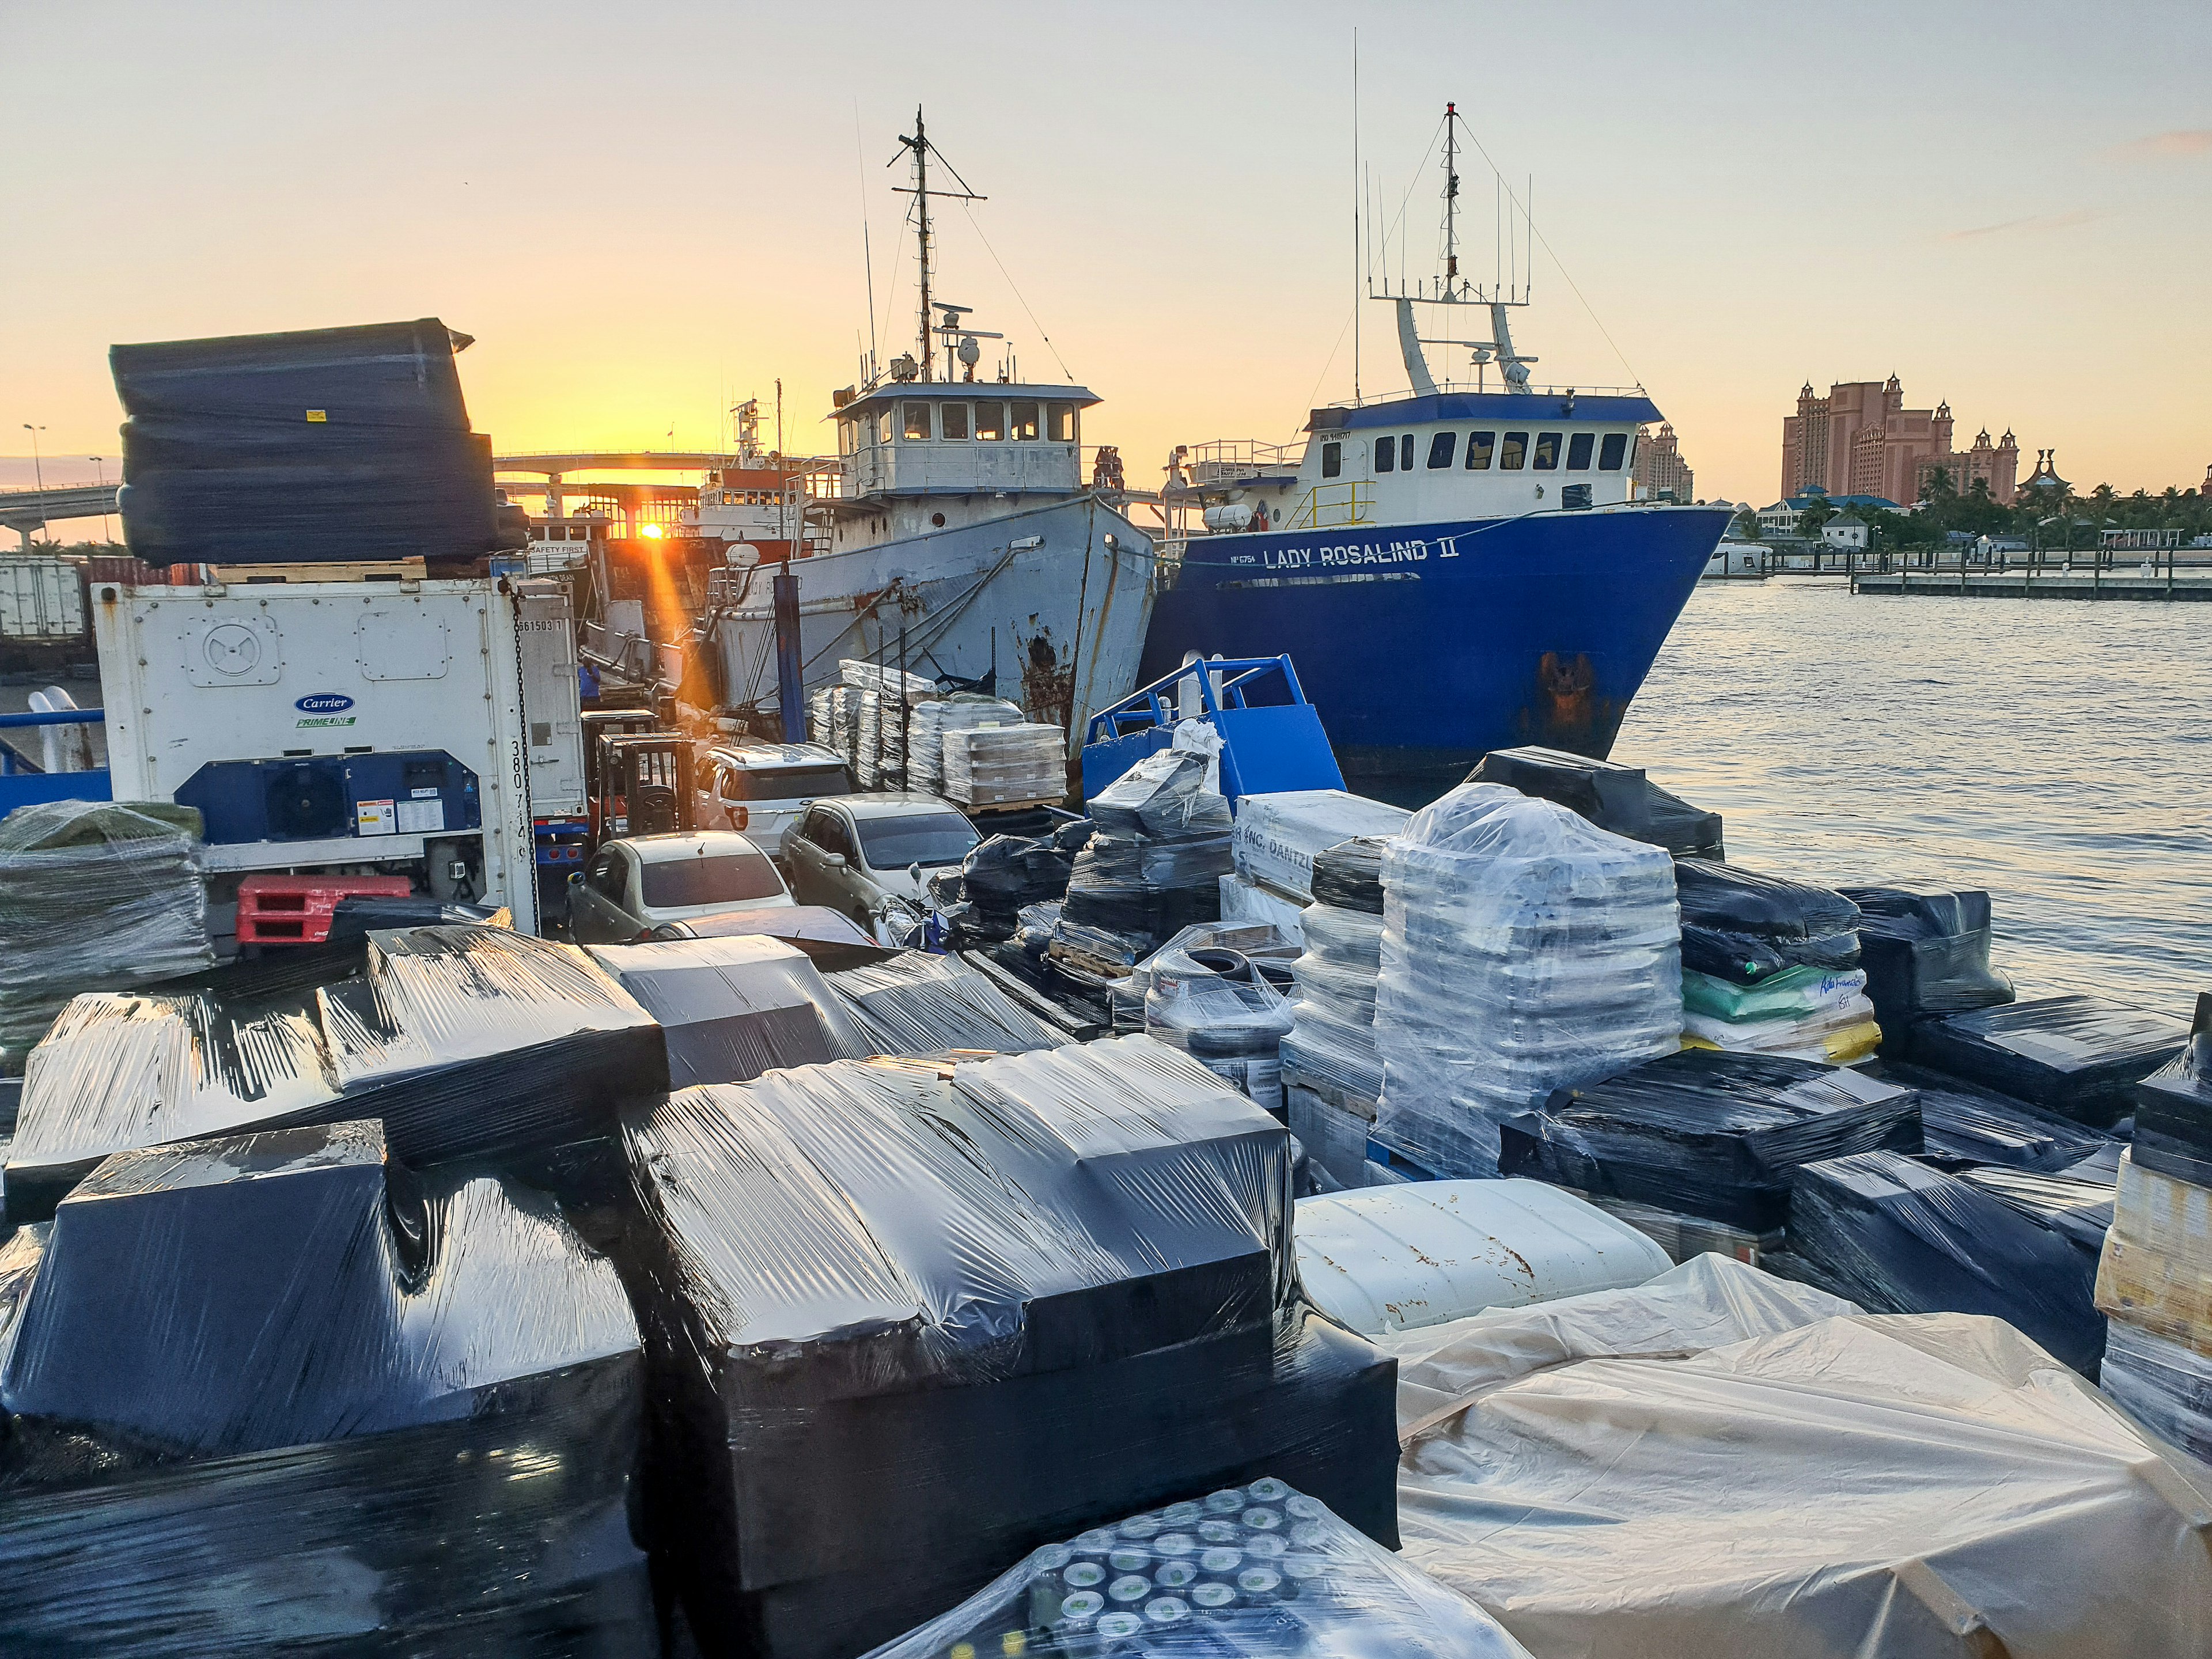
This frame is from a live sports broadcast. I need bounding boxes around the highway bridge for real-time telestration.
[0,484,119,548]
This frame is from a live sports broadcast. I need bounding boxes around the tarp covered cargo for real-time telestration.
[1374,785,1682,1177]
[0,800,215,1065]
[615,1036,1399,1659]
[1498,1050,1922,1233]
[588,933,871,1085]
[110,318,500,566]
[1465,745,1724,859]
[1909,994,2188,1127]
[1385,1255,2212,1659]
[858,1479,1530,1659]
[1786,1150,2106,1375]
[0,1119,652,1654]
[4,925,666,1224]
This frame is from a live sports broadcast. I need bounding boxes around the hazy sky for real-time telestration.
[5,1,2209,507]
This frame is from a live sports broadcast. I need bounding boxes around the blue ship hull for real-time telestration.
[1138,504,1731,805]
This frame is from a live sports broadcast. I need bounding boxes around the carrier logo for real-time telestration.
[295,691,358,729]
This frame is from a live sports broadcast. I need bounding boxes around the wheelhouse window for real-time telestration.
[903,402,932,441]
[1321,441,1343,479]
[838,420,857,457]
[941,402,971,441]
[1599,432,1628,471]
[873,410,894,448]
[1376,435,1396,474]
[1426,431,1457,469]
[975,402,1005,441]
[1533,432,1562,471]
[1010,400,1040,441]
[1047,403,1077,442]
[1566,431,1594,471]
[1465,430,1495,470]
[1499,431,1529,469]
[1400,435,1415,469]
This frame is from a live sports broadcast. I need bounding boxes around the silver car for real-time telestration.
[785,794,980,930]
[566,831,794,944]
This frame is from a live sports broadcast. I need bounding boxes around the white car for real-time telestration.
[700,743,855,860]
[566,831,794,944]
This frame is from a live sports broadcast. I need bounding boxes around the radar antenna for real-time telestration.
[891,108,986,382]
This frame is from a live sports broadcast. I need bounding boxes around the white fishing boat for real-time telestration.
[707,109,1156,748]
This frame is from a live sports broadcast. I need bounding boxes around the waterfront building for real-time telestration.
[1823,513,1869,551]
[1633,421,1695,502]
[1782,377,2020,506]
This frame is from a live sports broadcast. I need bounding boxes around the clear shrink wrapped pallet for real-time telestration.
[1230,791,1410,904]
[1787,1149,2106,1376]
[1219,871,1310,941]
[5,924,666,1224]
[1373,785,1683,1176]
[1282,897,1387,1103]
[1144,948,1295,1115]
[859,1479,1529,1659]
[2094,1147,2212,1358]
[613,1037,1400,1659]
[0,1118,653,1654]
[944,723,1066,808]
[1089,751,1234,840]
[0,800,215,1063]
[909,694,1025,793]
[2100,1319,2212,1465]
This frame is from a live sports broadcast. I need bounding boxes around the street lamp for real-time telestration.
[90,456,111,543]
[21,425,47,546]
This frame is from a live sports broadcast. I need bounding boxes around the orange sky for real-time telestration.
[5,3,2210,508]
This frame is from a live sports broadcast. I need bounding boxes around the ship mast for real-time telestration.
[892,108,984,382]
[1442,101,1460,294]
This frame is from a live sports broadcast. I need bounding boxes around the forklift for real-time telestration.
[590,732,696,844]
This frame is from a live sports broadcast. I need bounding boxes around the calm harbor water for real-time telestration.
[1615,578,2211,1020]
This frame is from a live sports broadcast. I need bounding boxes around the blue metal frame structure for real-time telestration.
[0,709,111,813]
[1080,654,1344,806]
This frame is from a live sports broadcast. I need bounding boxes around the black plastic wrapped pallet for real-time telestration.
[0,1119,653,1654]
[1838,885,2014,1033]
[613,1039,1397,1659]
[959,835,1077,933]
[1864,1058,2116,1172]
[1787,1150,2106,1376]
[110,318,499,567]
[1673,859,1862,984]
[2131,992,2212,1185]
[1088,752,1234,840]
[588,933,871,1086]
[1467,745,1725,859]
[824,952,1073,1056]
[1907,994,2189,1128]
[1499,1050,1922,1232]
[1956,1150,2118,1257]
[2,925,668,1225]
[1308,837,1387,916]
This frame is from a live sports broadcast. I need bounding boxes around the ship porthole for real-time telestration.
[931,512,946,528]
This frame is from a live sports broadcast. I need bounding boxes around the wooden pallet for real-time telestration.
[209,556,428,584]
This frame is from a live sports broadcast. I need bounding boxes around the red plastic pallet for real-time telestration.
[236,873,412,945]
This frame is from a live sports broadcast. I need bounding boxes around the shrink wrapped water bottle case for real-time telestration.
[858,1479,1529,1659]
